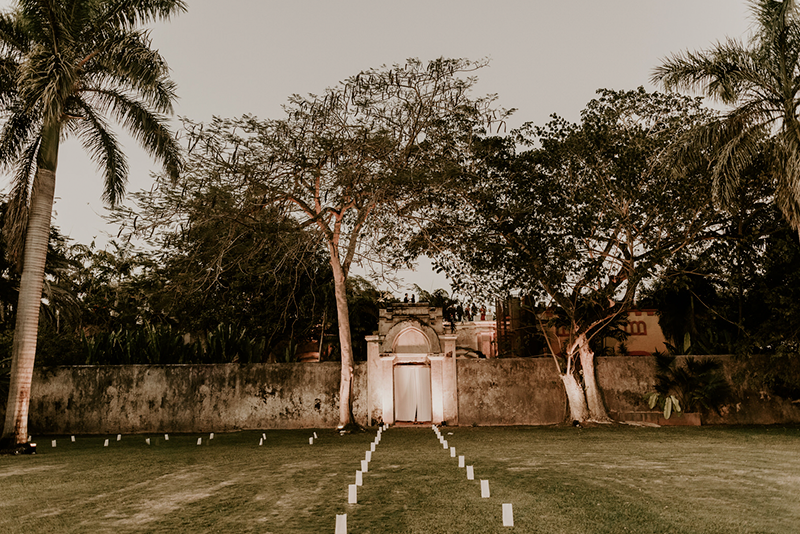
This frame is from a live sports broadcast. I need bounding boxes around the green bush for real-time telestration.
[645,352,731,418]
[80,323,275,365]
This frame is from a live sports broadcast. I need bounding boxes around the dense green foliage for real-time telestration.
[639,150,800,399]
[427,88,717,338]
[646,353,731,418]
[1,197,387,366]
[414,88,722,420]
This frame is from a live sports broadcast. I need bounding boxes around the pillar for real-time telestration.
[365,335,382,426]
[428,355,444,424]
[440,334,458,425]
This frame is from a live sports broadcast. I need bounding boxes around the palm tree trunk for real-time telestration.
[1,125,58,446]
[1,177,57,445]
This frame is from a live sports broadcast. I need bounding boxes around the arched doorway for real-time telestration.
[366,304,459,426]
[393,363,432,422]
[391,326,433,422]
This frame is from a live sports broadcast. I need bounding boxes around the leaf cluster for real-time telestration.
[0,0,184,265]
[653,0,800,230]
[647,352,731,416]
[424,88,720,353]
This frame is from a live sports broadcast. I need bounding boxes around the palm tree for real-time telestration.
[652,0,800,232]
[0,0,184,447]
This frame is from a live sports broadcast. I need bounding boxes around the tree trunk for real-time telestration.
[1,159,58,445]
[577,335,610,422]
[561,371,590,422]
[329,254,355,429]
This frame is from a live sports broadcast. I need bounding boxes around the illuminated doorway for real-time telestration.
[393,364,432,422]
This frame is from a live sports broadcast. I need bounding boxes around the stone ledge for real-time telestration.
[614,411,702,426]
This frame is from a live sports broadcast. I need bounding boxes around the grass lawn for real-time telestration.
[1,425,799,533]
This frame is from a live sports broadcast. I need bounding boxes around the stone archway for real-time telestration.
[382,319,441,355]
[366,305,457,426]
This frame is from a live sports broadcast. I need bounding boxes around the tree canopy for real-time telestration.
[0,0,185,446]
[421,88,720,421]
[653,0,800,232]
[111,58,509,428]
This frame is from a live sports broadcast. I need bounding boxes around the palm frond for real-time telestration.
[707,111,770,208]
[0,10,30,55]
[17,46,76,128]
[0,105,41,170]
[2,139,40,269]
[18,0,77,53]
[69,95,129,206]
[88,88,181,180]
[84,29,176,114]
[750,0,799,46]
[653,39,761,104]
[92,0,186,33]
[0,58,21,107]
[654,0,800,232]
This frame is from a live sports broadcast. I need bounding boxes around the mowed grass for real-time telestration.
[1,425,799,533]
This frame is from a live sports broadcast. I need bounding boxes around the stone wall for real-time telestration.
[597,355,800,425]
[23,362,367,435]
[456,358,566,425]
[4,355,798,435]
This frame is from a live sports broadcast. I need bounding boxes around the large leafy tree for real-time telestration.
[0,0,184,446]
[640,149,782,355]
[131,59,505,429]
[641,151,800,400]
[426,89,719,422]
[108,160,334,357]
[653,0,800,233]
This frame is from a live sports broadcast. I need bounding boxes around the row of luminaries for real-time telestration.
[333,424,513,533]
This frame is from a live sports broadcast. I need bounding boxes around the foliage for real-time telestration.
[641,262,738,355]
[653,0,800,231]
[640,150,800,399]
[431,87,716,336]
[344,276,389,361]
[412,285,460,323]
[419,87,719,420]
[644,391,682,419]
[78,323,277,365]
[646,352,731,417]
[1,199,86,367]
[110,58,509,426]
[0,0,185,258]
[0,0,185,445]
[109,165,332,352]
[63,241,158,332]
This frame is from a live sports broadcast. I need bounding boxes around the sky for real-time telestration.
[0,0,754,297]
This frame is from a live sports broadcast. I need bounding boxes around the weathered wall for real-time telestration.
[456,358,566,425]
[10,355,799,435]
[26,362,367,435]
[596,356,658,414]
[596,355,800,425]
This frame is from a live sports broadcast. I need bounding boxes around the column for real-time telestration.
[380,355,395,424]
[428,355,444,424]
[440,334,459,425]
[365,335,383,426]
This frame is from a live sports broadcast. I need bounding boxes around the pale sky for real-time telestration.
[1,0,753,296]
